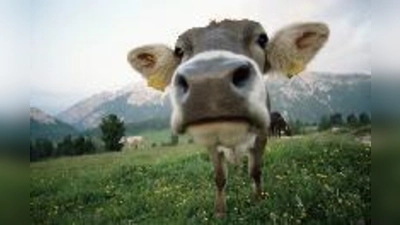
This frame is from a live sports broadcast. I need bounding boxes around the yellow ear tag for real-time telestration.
[286,60,305,78]
[147,73,168,91]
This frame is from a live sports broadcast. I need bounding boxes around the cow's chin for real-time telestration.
[186,121,253,148]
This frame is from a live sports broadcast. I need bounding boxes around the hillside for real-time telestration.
[57,82,171,130]
[57,72,371,130]
[30,132,371,224]
[30,107,78,140]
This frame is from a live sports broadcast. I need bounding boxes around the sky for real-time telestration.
[1,0,375,115]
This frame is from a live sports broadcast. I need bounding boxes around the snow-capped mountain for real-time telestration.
[30,107,77,140]
[57,72,371,130]
[266,72,371,123]
[57,81,170,130]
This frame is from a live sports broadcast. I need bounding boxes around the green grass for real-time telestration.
[30,133,370,224]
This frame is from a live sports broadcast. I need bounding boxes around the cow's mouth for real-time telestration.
[184,116,252,129]
[182,117,254,147]
[178,115,256,134]
[172,111,268,147]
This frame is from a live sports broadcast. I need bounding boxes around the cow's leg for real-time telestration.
[248,135,267,200]
[209,148,227,218]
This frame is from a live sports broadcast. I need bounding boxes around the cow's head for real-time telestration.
[128,19,328,147]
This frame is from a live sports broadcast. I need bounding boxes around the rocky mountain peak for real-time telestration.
[30,107,56,124]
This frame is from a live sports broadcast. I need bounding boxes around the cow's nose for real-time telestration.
[174,59,254,97]
[231,63,252,89]
[175,72,190,95]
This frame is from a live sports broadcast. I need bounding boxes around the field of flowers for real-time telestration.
[30,132,370,224]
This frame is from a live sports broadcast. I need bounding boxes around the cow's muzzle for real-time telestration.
[170,51,269,135]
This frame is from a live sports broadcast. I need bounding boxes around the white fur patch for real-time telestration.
[188,121,257,164]
[217,133,257,164]
[187,122,250,147]
[176,50,262,74]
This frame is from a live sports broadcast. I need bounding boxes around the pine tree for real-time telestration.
[318,115,331,131]
[57,135,74,156]
[359,112,371,125]
[346,113,358,126]
[100,114,125,151]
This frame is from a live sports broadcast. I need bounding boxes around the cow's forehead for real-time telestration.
[179,19,263,40]
[176,19,265,55]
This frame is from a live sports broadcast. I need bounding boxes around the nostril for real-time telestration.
[232,63,252,88]
[175,74,189,94]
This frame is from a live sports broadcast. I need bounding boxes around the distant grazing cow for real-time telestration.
[128,19,329,217]
[121,136,145,149]
[270,111,292,137]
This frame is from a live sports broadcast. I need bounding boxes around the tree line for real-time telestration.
[318,112,371,131]
[30,114,126,162]
[30,135,96,162]
[30,112,371,162]
[282,112,371,136]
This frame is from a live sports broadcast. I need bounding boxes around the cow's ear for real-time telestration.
[266,22,329,77]
[128,44,180,91]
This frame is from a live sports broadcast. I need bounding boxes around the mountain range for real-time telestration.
[30,107,77,140]
[55,72,371,131]
[266,72,371,123]
[57,82,171,130]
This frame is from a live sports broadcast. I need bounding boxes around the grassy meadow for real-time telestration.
[30,131,371,224]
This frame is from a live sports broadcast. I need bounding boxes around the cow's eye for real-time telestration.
[256,33,268,48]
[174,47,184,58]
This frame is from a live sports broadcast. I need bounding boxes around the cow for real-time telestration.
[127,19,329,217]
[120,136,145,149]
[270,111,292,137]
